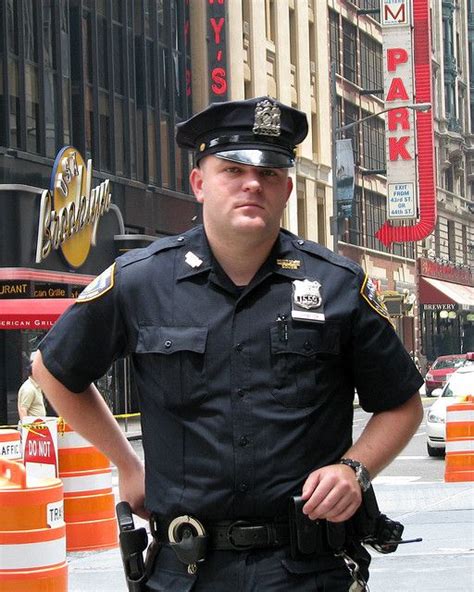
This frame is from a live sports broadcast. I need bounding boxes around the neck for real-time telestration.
[207,231,277,286]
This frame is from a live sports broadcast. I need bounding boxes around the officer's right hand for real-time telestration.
[117,456,149,520]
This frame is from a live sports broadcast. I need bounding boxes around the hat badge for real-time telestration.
[253,99,281,137]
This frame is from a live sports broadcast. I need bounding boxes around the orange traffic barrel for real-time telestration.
[445,399,474,482]
[0,458,68,591]
[0,428,22,461]
[58,422,118,552]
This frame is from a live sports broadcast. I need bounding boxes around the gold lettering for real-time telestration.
[36,154,113,264]
[0,283,28,295]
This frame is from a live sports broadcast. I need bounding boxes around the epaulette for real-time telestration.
[292,238,362,276]
[118,234,189,268]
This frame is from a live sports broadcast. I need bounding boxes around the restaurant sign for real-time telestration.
[36,146,112,268]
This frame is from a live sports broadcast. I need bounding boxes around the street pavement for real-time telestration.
[66,410,474,592]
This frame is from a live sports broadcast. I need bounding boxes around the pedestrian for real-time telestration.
[33,97,424,591]
[18,356,46,420]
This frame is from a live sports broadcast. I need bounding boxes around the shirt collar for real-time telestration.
[175,226,308,283]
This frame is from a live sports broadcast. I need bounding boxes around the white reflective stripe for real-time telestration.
[446,440,474,453]
[58,431,91,448]
[446,410,474,422]
[61,470,112,493]
[0,439,22,458]
[0,537,66,569]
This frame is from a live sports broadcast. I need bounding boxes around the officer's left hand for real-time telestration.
[300,464,362,523]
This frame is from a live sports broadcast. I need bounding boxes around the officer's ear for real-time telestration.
[285,175,293,204]
[189,166,205,203]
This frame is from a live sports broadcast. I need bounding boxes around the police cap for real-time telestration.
[176,96,308,168]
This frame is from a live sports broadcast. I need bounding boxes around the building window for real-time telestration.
[342,19,357,84]
[329,10,340,74]
[343,101,360,164]
[265,0,276,43]
[360,32,382,92]
[447,220,456,262]
[365,190,387,252]
[348,187,363,246]
[361,111,385,170]
[445,167,454,192]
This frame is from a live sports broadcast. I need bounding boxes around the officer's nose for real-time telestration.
[242,170,262,192]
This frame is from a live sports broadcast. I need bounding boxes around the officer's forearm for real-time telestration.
[344,392,423,478]
[32,352,141,473]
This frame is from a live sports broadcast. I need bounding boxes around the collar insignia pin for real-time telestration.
[185,251,203,268]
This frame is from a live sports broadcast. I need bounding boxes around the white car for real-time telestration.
[426,366,474,457]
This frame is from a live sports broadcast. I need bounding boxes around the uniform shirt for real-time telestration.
[39,226,423,521]
[18,377,46,417]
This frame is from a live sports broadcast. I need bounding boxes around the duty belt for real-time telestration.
[150,515,291,551]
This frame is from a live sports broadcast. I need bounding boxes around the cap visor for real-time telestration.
[214,149,294,168]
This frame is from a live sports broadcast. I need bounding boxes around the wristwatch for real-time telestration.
[339,458,371,492]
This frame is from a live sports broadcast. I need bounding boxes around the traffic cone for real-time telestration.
[445,399,474,482]
[0,458,68,591]
[57,421,118,551]
[0,428,22,461]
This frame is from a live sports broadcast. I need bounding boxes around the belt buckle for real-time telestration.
[227,520,257,550]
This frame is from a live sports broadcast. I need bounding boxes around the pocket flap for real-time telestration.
[136,326,208,354]
[271,322,340,356]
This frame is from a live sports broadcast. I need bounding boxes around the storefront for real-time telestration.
[418,257,474,365]
[0,147,141,425]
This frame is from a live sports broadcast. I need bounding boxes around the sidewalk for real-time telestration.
[66,481,473,592]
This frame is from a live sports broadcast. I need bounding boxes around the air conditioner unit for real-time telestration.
[243,21,250,36]
[310,61,316,74]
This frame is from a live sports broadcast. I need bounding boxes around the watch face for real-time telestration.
[356,465,371,492]
[340,459,371,491]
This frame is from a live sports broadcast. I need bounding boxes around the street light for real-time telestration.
[330,100,432,252]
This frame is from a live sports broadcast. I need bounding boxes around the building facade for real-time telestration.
[0,0,197,424]
[189,0,334,247]
[418,0,474,365]
[327,0,420,354]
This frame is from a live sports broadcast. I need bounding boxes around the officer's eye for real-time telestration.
[261,169,277,177]
[224,166,241,174]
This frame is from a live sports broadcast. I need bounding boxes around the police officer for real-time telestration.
[33,97,423,591]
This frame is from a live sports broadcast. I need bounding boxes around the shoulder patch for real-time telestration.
[360,274,394,327]
[77,264,115,303]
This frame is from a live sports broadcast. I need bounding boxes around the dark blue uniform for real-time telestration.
[39,225,423,590]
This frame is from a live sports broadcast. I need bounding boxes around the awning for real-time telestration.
[0,298,75,330]
[419,277,474,311]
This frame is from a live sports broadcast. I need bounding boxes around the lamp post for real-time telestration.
[330,78,431,253]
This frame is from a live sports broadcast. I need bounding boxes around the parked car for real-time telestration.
[426,365,474,457]
[424,352,474,396]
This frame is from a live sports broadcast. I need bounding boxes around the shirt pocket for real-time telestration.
[270,322,340,408]
[135,325,208,410]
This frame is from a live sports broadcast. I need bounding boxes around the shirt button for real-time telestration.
[177,236,185,242]
[304,340,313,351]
[237,389,245,398]
[164,340,172,348]
[238,481,249,493]
[239,436,249,447]
[235,343,243,352]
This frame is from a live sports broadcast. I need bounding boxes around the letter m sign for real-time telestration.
[382,0,409,26]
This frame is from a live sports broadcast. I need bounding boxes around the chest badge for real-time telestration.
[291,279,325,322]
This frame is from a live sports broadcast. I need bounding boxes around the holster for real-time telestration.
[116,502,160,592]
[289,485,406,559]
[288,496,346,558]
